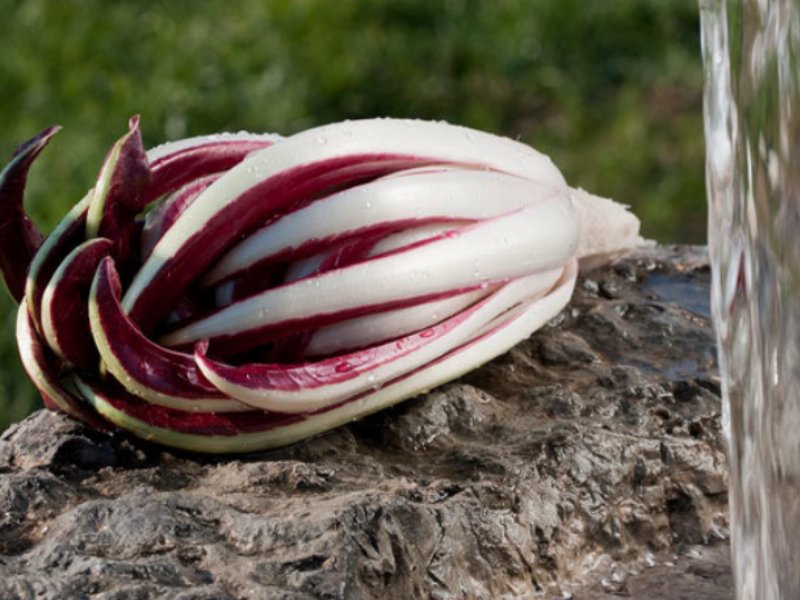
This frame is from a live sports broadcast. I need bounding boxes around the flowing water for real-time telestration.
[700,0,800,597]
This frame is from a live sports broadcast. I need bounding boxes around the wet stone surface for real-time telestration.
[0,245,732,599]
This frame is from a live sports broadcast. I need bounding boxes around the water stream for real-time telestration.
[700,0,800,597]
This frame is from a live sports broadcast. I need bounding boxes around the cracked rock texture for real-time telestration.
[0,246,732,599]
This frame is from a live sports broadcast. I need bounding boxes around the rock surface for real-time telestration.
[0,246,732,599]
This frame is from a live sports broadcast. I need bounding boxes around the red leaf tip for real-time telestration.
[11,125,62,160]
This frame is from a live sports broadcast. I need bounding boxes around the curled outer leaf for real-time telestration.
[25,193,93,330]
[0,126,59,301]
[89,256,250,413]
[16,302,106,429]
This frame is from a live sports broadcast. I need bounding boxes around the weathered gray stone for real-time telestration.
[0,246,732,599]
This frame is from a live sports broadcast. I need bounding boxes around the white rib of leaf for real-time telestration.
[161,198,578,347]
[305,287,491,357]
[205,168,561,285]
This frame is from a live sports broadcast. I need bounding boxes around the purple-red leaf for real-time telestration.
[86,116,151,263]
[16,302,107,429]
[73,375,305,439]
[40,238,113,370]
[0,126,59,301]
[25,194,92,331]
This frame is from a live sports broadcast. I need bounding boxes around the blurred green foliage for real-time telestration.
[0,0,704,429]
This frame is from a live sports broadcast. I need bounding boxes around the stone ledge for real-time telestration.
[0,245,732,599]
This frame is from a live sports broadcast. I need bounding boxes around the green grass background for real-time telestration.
[0,0,705,429]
